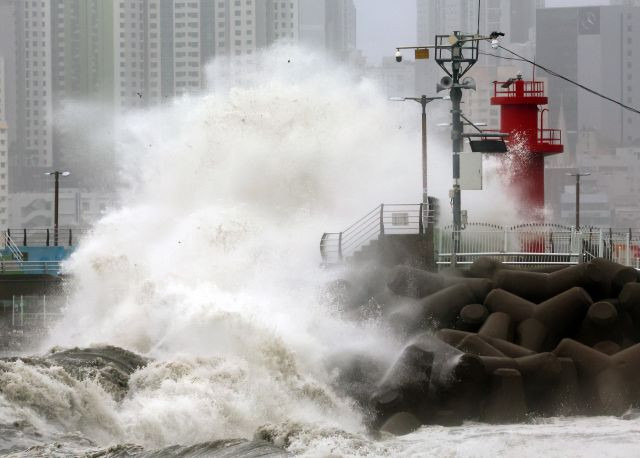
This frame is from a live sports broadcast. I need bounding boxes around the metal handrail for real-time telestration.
[0,260,63,275]
[320,203,428,263]
[493,80,545,98]
[5,227,89,247]
[341,206,381,236]
[3,233,24,262]
[538,128,562,145]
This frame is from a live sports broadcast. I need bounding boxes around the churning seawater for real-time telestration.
[1,46,639,457]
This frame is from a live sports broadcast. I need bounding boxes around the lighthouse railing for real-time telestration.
[538,128,562,145]
[493,80,545,98]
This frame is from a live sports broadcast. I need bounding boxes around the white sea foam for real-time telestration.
[36,45,420,448]
[3,45,614,457]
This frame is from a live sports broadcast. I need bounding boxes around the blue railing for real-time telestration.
[5,228,88,248]
[0,260,63,276]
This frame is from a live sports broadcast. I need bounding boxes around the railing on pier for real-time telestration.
[4,228,88,247]
[438,224,640,269]
[1,295,63,331]
[0,260,63,275]
[320,202,436,264]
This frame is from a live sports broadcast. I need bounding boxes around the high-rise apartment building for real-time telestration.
[0,58,10,225]
[0,0,17,150]
[146,0,209,103]
[4,0,353,199]
[299,0,356,60]
[268,0,299,44]
[14,0,54,169]
[537,5,640,151]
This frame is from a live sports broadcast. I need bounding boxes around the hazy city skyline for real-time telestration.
[355,0,614,64]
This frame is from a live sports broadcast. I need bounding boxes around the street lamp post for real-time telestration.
[389,95,443,204]
[566,172,590,229]
[44,171,70,246]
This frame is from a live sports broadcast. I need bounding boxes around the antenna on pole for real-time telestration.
[477,0,481,35]
[533,54,536,81]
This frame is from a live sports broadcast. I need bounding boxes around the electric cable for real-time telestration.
[487,44,640,116]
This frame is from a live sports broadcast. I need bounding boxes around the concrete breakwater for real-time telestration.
[329,258,640,435]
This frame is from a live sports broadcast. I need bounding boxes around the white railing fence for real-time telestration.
[437,226,640,269]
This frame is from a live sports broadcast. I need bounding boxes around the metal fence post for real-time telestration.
[438,228,443,267]
[577,229,584,264]
[43,295,47,327]
[626,231,631,267]
[503,229,508,252]
[338,232,343,262]
[12,295,15,328]
[598,228,604,259]
[379,204,385,236]
[418,203,424,235]
[20,295,23,328]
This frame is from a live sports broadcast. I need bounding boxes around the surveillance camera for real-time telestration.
[491,39,499,49]
[395,50,402,63]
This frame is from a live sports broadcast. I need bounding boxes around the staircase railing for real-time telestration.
[3,232,23,262]
[320,203,433,264]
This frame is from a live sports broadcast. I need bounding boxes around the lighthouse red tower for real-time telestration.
[490,75,563,220]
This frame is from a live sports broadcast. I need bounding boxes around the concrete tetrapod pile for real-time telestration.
[343,258,640,435]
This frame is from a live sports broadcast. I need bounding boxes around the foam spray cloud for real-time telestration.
[37,46,425,451]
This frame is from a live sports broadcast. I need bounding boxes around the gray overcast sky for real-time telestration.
[354,0,610,65]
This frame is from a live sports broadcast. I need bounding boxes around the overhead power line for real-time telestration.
[485,44,640,116]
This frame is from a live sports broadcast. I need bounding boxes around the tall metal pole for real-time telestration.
[45,170,69,247]
[567,172,590,230]
[575,174,580,230]
[420,96,428,205]
[450,56,464,266]
[389,96,442,204]
[53,171,59,246]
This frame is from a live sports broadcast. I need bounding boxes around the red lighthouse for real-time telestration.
[490,75,563,220]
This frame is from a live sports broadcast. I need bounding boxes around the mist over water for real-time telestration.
[27,46,427,451]
[3,46,619,456]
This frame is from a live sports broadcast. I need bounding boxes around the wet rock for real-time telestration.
[478,312,513,342]
[589,258,638,299]
[387,284,476,336]
[469,257,510,279]
[455,304,489,332]
[44,345,149,401]
[379,412,421,436]
[493,270,549,303]
[386,265,493,302]
[370,343,435,425]
[456,335,505,357]
[593,341,622,355]
[547,263,602,298]
[543,357,582,416]
[477,335,535,358]
[516,318,547,352]
[482,368,527,423]
[434,329,472,347]
[484,289,535,323]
